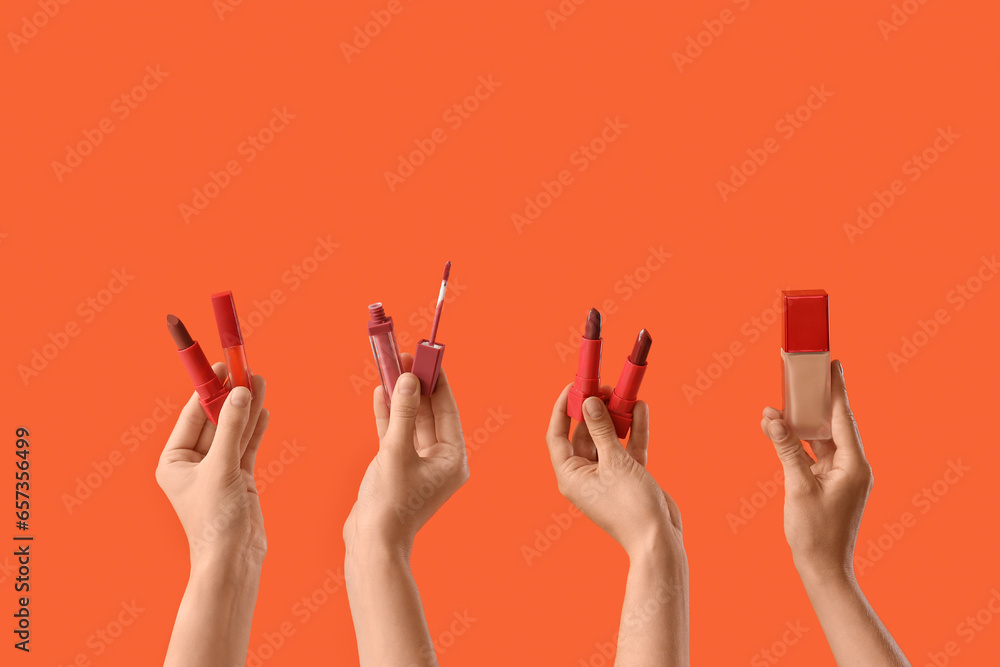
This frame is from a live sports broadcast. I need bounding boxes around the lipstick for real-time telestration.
[781,290,831,440]
[211,291,252,392]
[412,261,450,396]
[567,307,603,421]
[368,302,404,407]
[608,329,652,438]
[166,314,229,425]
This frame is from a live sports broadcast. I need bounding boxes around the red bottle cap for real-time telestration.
[412,340,445,396]
[211,291,245,348]
[782,290,830,353]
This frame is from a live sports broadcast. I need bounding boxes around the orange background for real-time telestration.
[4,0,999,664]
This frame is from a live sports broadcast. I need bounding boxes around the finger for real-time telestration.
[761,415,815,489]
[162,391,210,456]
[373,386,390,440]
[240,374,267,454]
[205,387,252,471]
[625,401,649,466]
[546,385,575,471]
[663,491,683,534]
[430,367,463,445]
[762,408,815,468]
[193,363,229,456]
[400,352,414,373]
[415,393,437,450]
[382,372,421,457]
[241,408,270,476]
[830,360,866,463]
[582,396,627,465]
[570,419,597,460]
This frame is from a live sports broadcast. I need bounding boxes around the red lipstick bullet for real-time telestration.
[567,307,603,421]
[608,329,652,438]
[166,314,229,424]
[211,291,253,392]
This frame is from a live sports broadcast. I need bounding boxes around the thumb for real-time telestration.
[205,387,252,471]
[763,418,814,488]
[582,396,627,465]
[383,373,420,457]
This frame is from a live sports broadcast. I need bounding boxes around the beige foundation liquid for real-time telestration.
[781,290,832,441]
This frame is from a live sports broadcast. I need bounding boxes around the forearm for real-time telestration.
[346,538,437,667]
[615,539,689,667]
[799,567,909,667]
[164,556,263,667]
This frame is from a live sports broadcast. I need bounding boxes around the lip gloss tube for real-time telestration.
[368,303,404,406]
[211,291,253,392]
[167,315,229,425]
[781,290,831,440]
[608,329,652,439]
[567,308,603,421]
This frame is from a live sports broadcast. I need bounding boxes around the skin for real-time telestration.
[546,385,689,667]
[157,364,269,667]
[344,354,469,667]
[761,360,910,667]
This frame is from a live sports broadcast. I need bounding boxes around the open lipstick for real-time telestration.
[412,261,451,396]
[608,329,652,438]
[567,307,604,421]
[211,291,252,392]
[166,314,229,424]
[368,302,404,407]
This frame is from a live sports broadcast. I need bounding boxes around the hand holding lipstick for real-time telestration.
[344,354,468,667]
[760,361,910,667]
[546,387,689,665]
[157,365,269,667]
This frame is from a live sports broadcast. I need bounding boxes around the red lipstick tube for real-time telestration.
[211,291,252,392]
[608,359,647,438]
[179,341,229,424]
[368,303,404,406]
[567,337,603,421]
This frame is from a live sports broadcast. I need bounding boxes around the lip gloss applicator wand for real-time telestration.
[412,261,451,396]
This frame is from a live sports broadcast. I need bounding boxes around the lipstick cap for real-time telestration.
[783,290,830,353]
[211,291,245,348]
[367,303,395,335]
[412,340,445,396]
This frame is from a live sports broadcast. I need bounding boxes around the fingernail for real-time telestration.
[768,421,788,440]
[230,387,250,408]
[585,396,604,418]
[397,374,418,396]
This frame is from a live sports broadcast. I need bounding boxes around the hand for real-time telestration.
[760,360,873,580]
[344,355,468,555]
[545,385,683,560]
[156,365,269,570]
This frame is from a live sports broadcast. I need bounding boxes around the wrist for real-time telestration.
[794,556,856,593]
[626,528,685,573]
